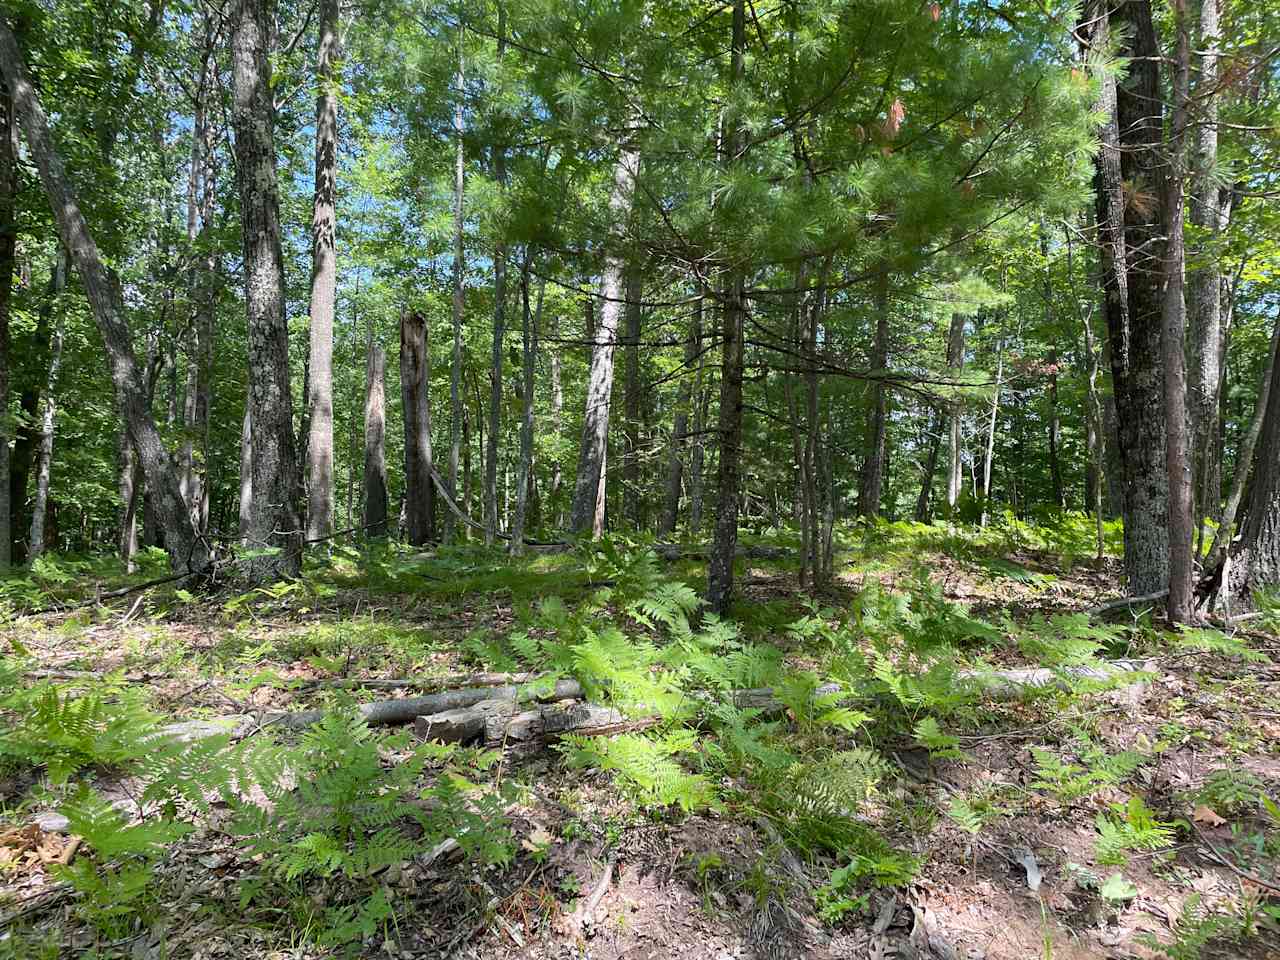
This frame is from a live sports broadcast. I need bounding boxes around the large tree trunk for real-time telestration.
[568,147,640,535]
[229,0,301,578]
[1088,0,1169,596]
[304,0,340,543]
[659,292,702,536]
[1160,0,1194,622]
[857,269,891,518]
[238,404,253,541]
[622,270,643,527]
[510,256,543,556]
[27,319,63,559]
[446,47,465,543]
[363,342,389,537]
[400,308,436,545]
[1188,0,1228,541]
[0,80,14,569]
[0,19,205,573]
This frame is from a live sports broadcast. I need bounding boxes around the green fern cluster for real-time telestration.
[560,730,713,811]
[1029,744,1146,803]
[1094,795,1174,865]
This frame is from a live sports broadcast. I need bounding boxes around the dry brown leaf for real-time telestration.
[1193,805,1226,827]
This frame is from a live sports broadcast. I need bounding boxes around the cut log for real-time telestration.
[157,660,1155,744]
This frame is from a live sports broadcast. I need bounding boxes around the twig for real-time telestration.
[577,857,616,927]
[1191,821,1280,896]
[1086,589,1168,618]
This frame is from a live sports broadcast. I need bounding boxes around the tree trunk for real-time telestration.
[548,307,564,526]
[400,308,436,545]
[980,347,1002,527]
[27,318,63,560]
[915,410,941,522]
[0,19,205,573]
[622,270,643,527]
[945,311,965,509]
[0,79,14,569]
[118,425,141,571]
[363,342,389,537]
[447,46,465,543]
[857,268,891,518]
[510,257,542,556]
[659,292,702,536]
[1225,303,1280,605]
[568,147,640,535]
[238,404,253,541]
[304,0,340,543]
[229,0,300,577]
[689,365,708,534]
[1161,0,1194,622]
[485,218,506,546]
[1048,350,1064,509]
[1088,0,1169,596]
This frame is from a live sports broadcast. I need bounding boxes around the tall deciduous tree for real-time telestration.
[229,0,301,577]
[305,0,341,543]
[0,18,206,573]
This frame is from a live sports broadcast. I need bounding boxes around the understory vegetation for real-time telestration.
[1,519,1277,959]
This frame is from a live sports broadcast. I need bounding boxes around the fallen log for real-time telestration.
[162,660,1155,743]
[413,698,659,745]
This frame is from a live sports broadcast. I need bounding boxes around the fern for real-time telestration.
[914,716,967,760]
[1173,627,1269,664]
[560,730,713,811]
[1094,795,1174,865]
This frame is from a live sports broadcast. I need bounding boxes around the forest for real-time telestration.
[0,0,1279,956]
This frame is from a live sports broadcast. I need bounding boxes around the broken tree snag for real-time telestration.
[413,698,514,742]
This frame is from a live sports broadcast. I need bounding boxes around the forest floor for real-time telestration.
[1,518,1279,960]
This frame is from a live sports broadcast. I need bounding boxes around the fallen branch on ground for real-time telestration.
[161,659,1154,744]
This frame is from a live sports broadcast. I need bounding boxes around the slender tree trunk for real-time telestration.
[0,80,14,569]
[485,201,506,545]
[510,257,542,556]
[858,268,891,518]
[568,147,640,535]
[945,311,965,509]
[1048,351,1064,508]
[119,425,141,571]
[916,410,941,522]
[400,309,436,545]
[980,347,1002,527]
[1207,308,1280,569]
[548,308,564,525]
[305,0,340,543]
[689,362,708,534]
[27,320,63,559]
[0,19,206,573]
[363,342,389,537]
[229,0,301,577]
[238,404,253,540]
[1225,302,1280,605]
[622,270,643,527]
[447,46,465,543]
[659,292,702,536]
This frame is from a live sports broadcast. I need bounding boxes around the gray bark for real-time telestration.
[857,269,891,517]
[363,342,389,537]
[1087,0,1169,595]
[659,293,702,536]
[229,0,300,577]
[509,258,543,556]
[447,48,465,543]
[945,311,966,509]
[27,318,62,559]
[0,80,14,569]
[0,19,205,573]
[548,308,564,524]
[568,147,640,535]
[305,0,340,543]
[400,309,436,544]
[118,426,142,572]
[622,270,643,527]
